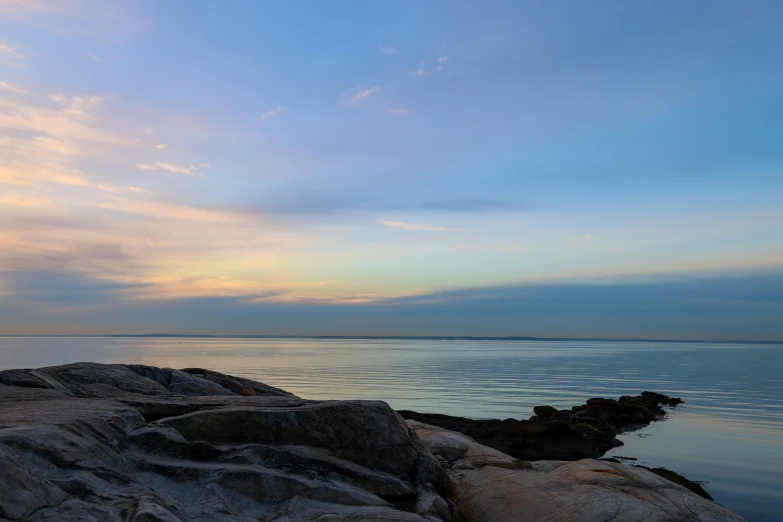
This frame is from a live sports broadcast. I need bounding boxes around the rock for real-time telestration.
[399,390,684,461]
[551,409,578,423]
[409,420,744,522]
[455,461,744,522]
[0,363,447,521]
[532,405,557,417]
[179,367,292,397]
[634,465,713,500]
[0,363,737,522]
[400,409,602,461]
[408,420,531,472]
[156,401,419,476]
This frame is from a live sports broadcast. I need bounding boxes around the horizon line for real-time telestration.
[0,334,780,344]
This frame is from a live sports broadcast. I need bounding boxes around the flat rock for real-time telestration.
[409,420,745,522]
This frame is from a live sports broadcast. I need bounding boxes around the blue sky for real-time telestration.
[1,0,782,339]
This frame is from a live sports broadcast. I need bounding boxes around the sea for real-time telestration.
[0,337,781,521]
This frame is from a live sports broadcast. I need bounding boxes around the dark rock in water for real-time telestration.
[399,390,684,461]
[533,405,557,417]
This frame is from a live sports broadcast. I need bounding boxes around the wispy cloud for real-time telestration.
[260,106,283,120]
[389,108,409,115]
[379,220,454,231]
[86,53,102,62]
[135,162,198,176]
[415,55,453,76]
[0,93,130,187]
[377,43,398,54]
[143,127,153,135]
[0,195,50,207]
[345,86,382,106]
[0,80,29,94]
[0,0,144,41]
[97,184,120,193]
[99,198,263,226]
[127,186,153,194]
[0,42,25,68]
[155,143,167,149]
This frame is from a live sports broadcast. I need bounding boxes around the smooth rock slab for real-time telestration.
[458,461,745,522]
[409,420,745,522]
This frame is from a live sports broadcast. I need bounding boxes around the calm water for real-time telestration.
[0,337,781,521]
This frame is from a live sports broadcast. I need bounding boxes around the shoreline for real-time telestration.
[0,362,744,521]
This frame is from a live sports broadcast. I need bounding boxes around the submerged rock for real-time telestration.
[0,363,740,522]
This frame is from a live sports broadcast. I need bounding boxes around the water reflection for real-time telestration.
[0,337,781,521]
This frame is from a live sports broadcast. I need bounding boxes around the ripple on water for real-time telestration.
[0,336,781,521]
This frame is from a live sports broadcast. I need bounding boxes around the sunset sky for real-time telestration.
[1,0,782,339]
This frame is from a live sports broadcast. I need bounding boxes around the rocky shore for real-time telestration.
[0,363,744,521]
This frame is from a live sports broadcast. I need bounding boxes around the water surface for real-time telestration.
[1,337,781,521]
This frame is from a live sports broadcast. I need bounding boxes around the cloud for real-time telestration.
[4,267,780,339]
[47,93,103,117]
[143,127,153,135]
[0,269,145,305]
[254,189,523,216]
[0,0,144,41]
[260,107,283,120]
[379,220,454,231]
[99,198,264,226]
[0,42,25,68]
[414,56,452,77]
[127,186,153,194]
[135,162,198,176]
[155,143,167,149]
[389,108,409,115]
[0,80,29,94]
[86,52,102,62]
[377,44,398,54]
[345,86,382,106]
[0,158,89,186]
[0,195,50,207]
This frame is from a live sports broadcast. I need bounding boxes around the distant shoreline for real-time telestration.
[1,334,781,344]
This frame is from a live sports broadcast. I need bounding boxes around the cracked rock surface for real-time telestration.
[0,363,444,521]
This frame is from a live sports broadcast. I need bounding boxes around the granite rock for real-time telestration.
[409,420,745,522]
[0,363,444,521]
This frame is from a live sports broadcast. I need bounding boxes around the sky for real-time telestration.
[1,0,782,339]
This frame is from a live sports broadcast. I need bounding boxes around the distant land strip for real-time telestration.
[1,334,781,344]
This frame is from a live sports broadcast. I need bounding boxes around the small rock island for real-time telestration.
[0,363,744,521]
